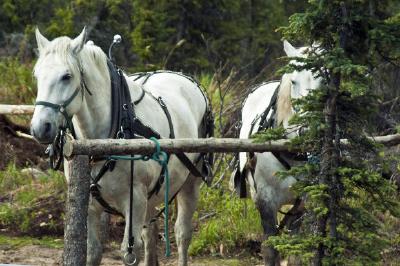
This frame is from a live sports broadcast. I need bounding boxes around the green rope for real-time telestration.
[107,137,171,257]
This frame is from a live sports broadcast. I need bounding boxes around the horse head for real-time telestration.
[31,28,88,143]
[276,41,323,135]
[283,40,322,99]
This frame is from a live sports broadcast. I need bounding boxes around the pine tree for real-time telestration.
[263,0,400,264]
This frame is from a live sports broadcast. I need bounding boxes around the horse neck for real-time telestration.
[73,60,111,139]
[72,50,112,139]
[72,49,144,140]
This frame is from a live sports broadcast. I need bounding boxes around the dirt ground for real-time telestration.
[0,115,47,171]
[0,244,125,265]
[0,244,264,266]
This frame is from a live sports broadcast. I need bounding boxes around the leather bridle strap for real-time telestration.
[35,86,82,138]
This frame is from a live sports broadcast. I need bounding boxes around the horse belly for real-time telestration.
[253,152,297,207]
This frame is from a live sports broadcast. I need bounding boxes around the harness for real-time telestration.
[233,81,306,198]
[130,71,214,186]
[37,59,213,261]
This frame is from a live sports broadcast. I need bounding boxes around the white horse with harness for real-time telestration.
[30,28,213,266]
[235,40,322,265]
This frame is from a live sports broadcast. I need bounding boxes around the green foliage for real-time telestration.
[190,185,262,256]
[252,127,286,142]
[0,57,36,104]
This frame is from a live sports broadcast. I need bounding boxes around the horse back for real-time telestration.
[240,82,280,140]
[129,71,209,138]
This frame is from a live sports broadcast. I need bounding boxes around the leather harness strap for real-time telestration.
[92,65,211,215]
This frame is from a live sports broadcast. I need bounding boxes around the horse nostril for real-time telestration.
[44,122,52,134]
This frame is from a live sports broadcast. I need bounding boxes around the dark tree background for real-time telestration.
[0,0,307,74]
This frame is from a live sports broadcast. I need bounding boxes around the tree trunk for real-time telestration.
[313,92,338,266]
[63,155,91,266]
[314,4,349,264]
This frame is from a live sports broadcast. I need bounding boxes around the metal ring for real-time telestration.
[123,252,137,266]
[123,104,129,110]
[117,131,125,139]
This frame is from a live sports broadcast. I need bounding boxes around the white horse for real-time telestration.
[238,40,322,265]
[30,28,211,266]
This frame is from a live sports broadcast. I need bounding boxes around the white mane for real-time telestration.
[33,37,109,87]
[276,73,293,126]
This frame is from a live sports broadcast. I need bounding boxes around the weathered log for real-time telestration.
[15,131,38,141]
[341,133,400,147]
[63,155,91,266]
[63,138,294,157]
[0,104,34,115]
[64,134,400,157]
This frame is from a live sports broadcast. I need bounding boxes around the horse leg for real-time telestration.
[87,201,105,266]
[285,201,305,266]
[174,175,202,266]
[142,220,159,266]
[255,197,280,266]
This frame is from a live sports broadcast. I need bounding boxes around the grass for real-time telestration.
[0,235,63,249]
[0,163,66,235]
[190,178,262,257]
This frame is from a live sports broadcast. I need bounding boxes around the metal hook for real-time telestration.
[108,34,122,62]
[117,126,125,139]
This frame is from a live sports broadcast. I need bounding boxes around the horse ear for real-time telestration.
[35,27,49,53]
[71,27,87,54]
[283,40,298,57]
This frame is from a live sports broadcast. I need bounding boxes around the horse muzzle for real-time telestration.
[31,120,57,144]
[30,108,60,144]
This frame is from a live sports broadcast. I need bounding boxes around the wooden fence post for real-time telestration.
[63,155,91,266]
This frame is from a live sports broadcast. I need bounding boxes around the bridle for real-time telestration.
[35,64,92,169]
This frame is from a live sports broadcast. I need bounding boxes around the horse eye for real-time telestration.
[291,80,296,85]
[61,73,72,81]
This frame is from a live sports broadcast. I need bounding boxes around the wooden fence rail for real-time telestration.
[64,133,400,157]
[0,104,34,115]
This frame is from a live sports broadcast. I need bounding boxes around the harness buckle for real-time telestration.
[117,126,125,139]
[89,183,101,197]
[157,97,166,107]
[235,121,242,129]
[45,144,53,156]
